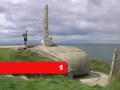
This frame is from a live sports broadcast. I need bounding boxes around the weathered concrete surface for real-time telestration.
[0,45,90,75]
[76,71,109,86]
[0,45,25,48]
[30,49,63,61]
[31,45,90,75]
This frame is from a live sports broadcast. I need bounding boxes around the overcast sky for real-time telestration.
[0,0,120,44]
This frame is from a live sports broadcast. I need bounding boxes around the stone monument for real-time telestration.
[34,4,90,77]
[42,4,52,46]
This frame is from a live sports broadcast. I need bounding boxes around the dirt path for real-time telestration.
[75,71,109,86]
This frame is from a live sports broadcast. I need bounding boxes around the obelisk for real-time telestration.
[42,4,52,46]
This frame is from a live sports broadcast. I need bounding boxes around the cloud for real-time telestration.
[0,0,120,44]
[88,0,103,6]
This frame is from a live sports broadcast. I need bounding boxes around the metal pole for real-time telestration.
[109,49,116,82]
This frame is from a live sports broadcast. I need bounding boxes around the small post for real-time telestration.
[109,49,116,82]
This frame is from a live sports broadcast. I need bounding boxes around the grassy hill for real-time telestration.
[0,75,101,90]
[0,48,53,61]
[0,48,119,90]
[90,60,111,74]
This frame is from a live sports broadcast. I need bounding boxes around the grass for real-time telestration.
[0,74,119,90]
[90,60,120,90]
[0,75,102,90]
[0,48,120,90]
[0,48,53,61]
[1,74,120,90]
[104,80,120,90]
[90,60,111,74]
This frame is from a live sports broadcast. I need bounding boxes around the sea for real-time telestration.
[1,43,120,64]
[58,43,120,64]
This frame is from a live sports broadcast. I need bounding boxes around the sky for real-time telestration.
[0,0,120,44]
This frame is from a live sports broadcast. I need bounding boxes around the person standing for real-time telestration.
[23,30,28,46]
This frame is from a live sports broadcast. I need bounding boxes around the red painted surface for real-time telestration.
[0,62,67,74]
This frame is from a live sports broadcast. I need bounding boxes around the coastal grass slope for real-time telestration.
[90,60,111,74]
[0,48,53,61]
[0,75,101,90]
[0,48,119,90]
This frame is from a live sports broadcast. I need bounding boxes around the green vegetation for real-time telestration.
[90,60,111,74]
[1,74,120,90]
[90,60,120,90]
[0,48,120,90]
[0,48,53,61]
[104,80,120,90]
[0,75,101,90]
